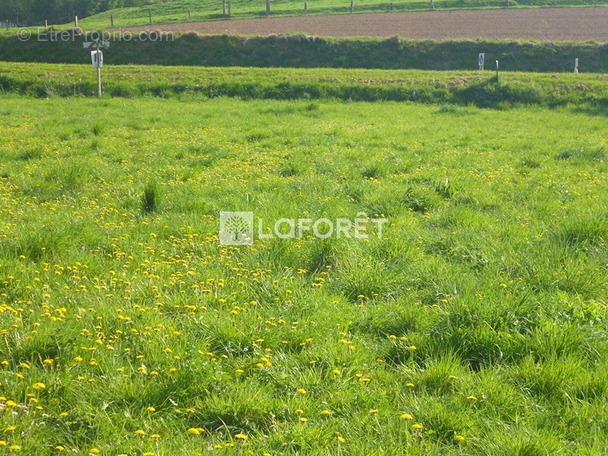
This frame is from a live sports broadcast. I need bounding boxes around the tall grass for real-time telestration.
[0,95,606,454]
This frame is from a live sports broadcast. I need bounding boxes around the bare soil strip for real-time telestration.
[112,7,608,41]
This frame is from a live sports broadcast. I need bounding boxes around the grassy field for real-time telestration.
[0,84,607,454]
[62,0,608,29]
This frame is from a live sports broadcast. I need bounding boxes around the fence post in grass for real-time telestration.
[304,2,308,14]
[148,10,152,24]
[228,2,231,16]
[110,15,114,27]
[350,0,354,13]
[574,58,579,73]
[223,0,227,17]
[495,60,499,83]
[430,0,435,9]
[266,0,271,15]
[390,2,394,11]
[74,15,78,27]
[44,19,48,30]
[188,9,191,21]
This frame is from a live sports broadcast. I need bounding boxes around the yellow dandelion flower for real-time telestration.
[187,428,201,435]
[400,413,413,420]
[411,423,423,430]
[320,410,331,415]
[454,435,465,442]
[299,417,308,422]
[234,433,248,440]
[296,388,307,394]
[134,429,145,436]
[33,382,46,390]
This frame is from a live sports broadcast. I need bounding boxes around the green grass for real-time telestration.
[1,62,608,106]
[0,88,607,454]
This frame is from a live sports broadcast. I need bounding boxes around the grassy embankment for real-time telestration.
[1,33,607,74]
[1,62,608,107]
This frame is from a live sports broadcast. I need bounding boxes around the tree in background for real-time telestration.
[0,0,164,25]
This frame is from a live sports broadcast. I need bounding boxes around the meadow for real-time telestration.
[0,84,607,455]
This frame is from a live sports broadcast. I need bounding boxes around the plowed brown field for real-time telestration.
[113,7,608,41]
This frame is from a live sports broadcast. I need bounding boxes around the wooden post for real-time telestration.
[350,0,353,13]
[44,19,48,30]
[75,15,78,27]
[390,2,394,11]
[223,0,227,17]
[148,10,152,24]
[430,0,435,9]
[188,9,191,21]
[228,2,231,16]
[266,0,271,15]
[97,62,102,97]
[110,14,114,27]
[304,1,308,14]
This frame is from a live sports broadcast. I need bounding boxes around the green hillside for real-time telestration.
[61,0,608,29]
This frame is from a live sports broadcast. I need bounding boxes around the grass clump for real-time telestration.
[141,181,161,213]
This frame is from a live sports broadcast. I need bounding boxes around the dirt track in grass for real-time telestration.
[111,7,608,41]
